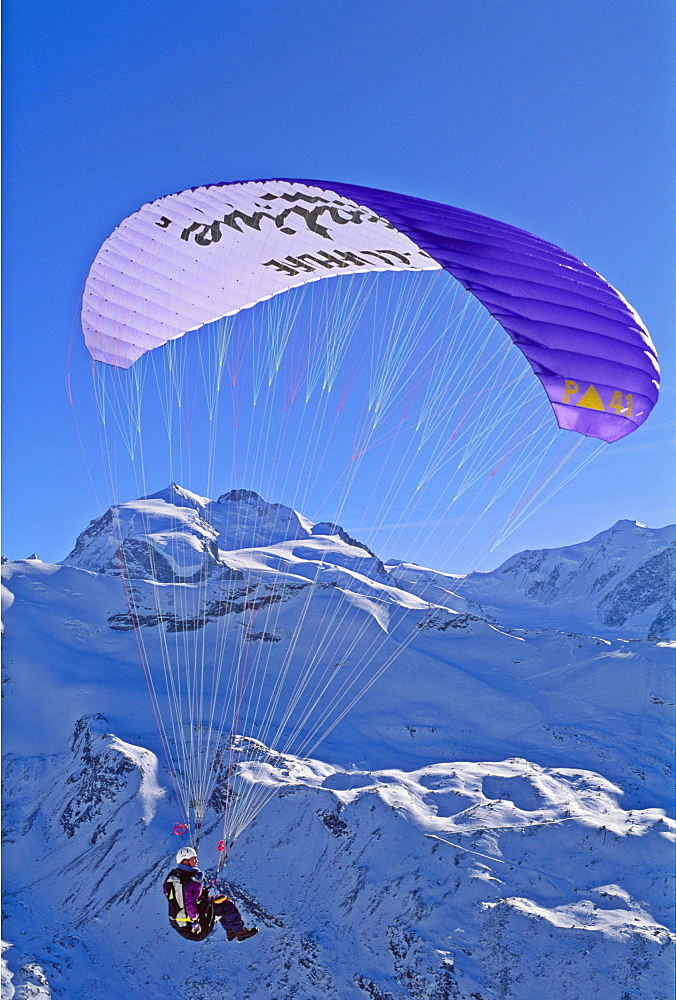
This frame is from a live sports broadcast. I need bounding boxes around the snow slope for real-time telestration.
[2,489,674,999]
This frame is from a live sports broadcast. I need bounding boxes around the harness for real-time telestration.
[163,867,215,942]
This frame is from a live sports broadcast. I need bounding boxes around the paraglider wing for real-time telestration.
[82,179,659,443]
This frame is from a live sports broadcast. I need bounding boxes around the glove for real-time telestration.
[191,918,201,933]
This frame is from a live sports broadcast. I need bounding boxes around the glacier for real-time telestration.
[2,487,674,999]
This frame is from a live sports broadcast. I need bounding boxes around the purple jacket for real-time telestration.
[163,863,204,919]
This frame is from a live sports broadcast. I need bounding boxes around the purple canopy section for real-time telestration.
[270,180,660,444]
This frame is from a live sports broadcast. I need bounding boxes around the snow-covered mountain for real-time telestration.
[388,519,676,641]
[2,489,674,999]
[62,483,390,585]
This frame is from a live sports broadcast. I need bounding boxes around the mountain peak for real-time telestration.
[208,489,313,550]
[606,518,649,532]
[141,483,210,509]
[216,488,264,505]
[456,520,676,639]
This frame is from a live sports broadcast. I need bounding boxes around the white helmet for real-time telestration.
[176,846,198,865]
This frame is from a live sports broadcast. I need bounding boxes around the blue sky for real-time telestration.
[3,0,674,568]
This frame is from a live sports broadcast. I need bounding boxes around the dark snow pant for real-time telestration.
[213,895,245,934]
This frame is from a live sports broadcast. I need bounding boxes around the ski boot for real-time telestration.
[236,926,259,942]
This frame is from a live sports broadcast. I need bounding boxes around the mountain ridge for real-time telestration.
[388,518,676,641]
[55,486,676,641]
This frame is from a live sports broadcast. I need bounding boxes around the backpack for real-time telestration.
[163,867,215,941]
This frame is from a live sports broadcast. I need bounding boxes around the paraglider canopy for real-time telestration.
[82,178,659,443]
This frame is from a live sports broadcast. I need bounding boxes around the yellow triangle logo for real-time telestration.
[577,385,605,411]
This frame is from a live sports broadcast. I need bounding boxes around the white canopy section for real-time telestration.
[82,180,440,368]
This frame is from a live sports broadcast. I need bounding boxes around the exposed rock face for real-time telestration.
[598,542,675,638]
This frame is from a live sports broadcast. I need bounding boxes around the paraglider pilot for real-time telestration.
[163,847,258,942]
